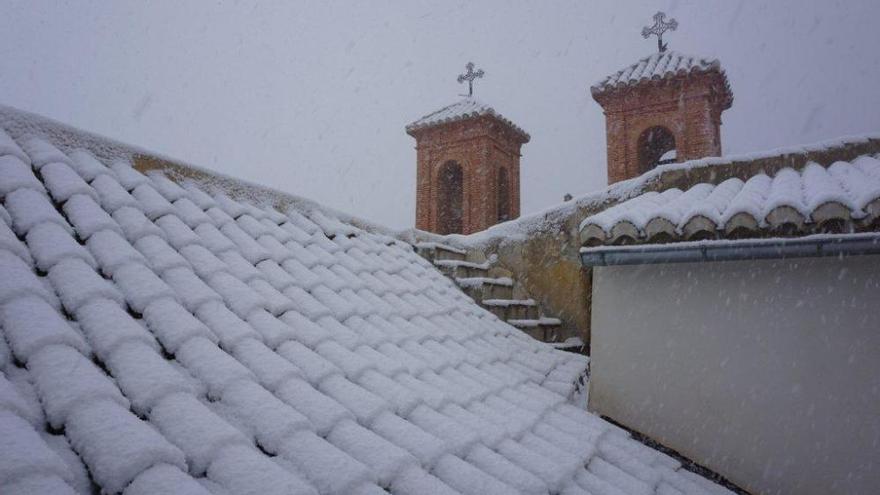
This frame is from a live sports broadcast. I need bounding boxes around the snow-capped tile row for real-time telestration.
[591,51,733,107]
[0,109,732,495]
[579,157,880,246]
[406,97,530,142]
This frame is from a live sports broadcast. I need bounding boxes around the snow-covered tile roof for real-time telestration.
[591,51,733,108]
[406,98,530,142]
[579,156,880,246]
[0,106,734,495]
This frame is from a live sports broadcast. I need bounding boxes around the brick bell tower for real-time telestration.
[592,13,733,184]
[406,63,530,235]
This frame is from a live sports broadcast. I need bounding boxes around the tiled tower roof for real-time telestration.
[406,98,530,143]
[592,51,733,110]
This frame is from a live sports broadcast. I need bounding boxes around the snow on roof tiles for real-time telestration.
[591,51,733,108]
[580,156,880,246]
[406,97,530,142]
[0,106,734,495]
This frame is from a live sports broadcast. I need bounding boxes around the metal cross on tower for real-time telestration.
[457,62,484,97]
[642,11,678,53]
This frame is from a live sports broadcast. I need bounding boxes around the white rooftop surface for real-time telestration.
[0,106,734,495]
[406,97,530,140]
[591,51,728,96]
[579,156,880,244]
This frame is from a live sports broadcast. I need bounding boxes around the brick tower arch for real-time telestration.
[497,165,510,222]
[637,125,677,173]
[435,160,464,234]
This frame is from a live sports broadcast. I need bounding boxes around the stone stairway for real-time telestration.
[416,242,575,347]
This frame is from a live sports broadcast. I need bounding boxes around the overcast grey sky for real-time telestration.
[2,0,879,228]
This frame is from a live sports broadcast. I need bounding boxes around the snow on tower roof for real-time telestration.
[591,51,733,108]
[579,155,880,246]
[406,97,530,142]
[0,104,737,495]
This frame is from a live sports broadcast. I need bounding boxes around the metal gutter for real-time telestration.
[579,233,880,267]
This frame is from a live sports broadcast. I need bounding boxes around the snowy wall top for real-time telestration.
[0,105,736,495]
[591,51,733,108]
[412,131,880,252]
[579,155,880,247]
[406,97,530,142]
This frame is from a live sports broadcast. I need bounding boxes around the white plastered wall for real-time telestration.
[590,255,880,495]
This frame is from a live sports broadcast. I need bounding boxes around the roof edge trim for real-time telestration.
[580,233,880,267]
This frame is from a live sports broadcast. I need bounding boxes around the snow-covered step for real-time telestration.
[551,337,586,353]
[482,298,539,320]
[433,259,489,278]
[509,317,563,342]
[455,277,514,300]
[415,242,467,262]
[508,316,562,327]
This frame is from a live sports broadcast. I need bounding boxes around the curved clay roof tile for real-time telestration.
[579,152,880,246]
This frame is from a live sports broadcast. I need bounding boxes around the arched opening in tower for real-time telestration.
[497,166,510,222]
[637,126,677,172]
[437,160,464,234]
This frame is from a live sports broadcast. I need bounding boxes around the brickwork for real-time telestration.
[594,71,732,184]
[408,115,528,234]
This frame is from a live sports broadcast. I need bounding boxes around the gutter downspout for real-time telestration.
[580,233,880,267]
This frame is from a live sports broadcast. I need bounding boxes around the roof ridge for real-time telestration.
[0,103,398,237]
